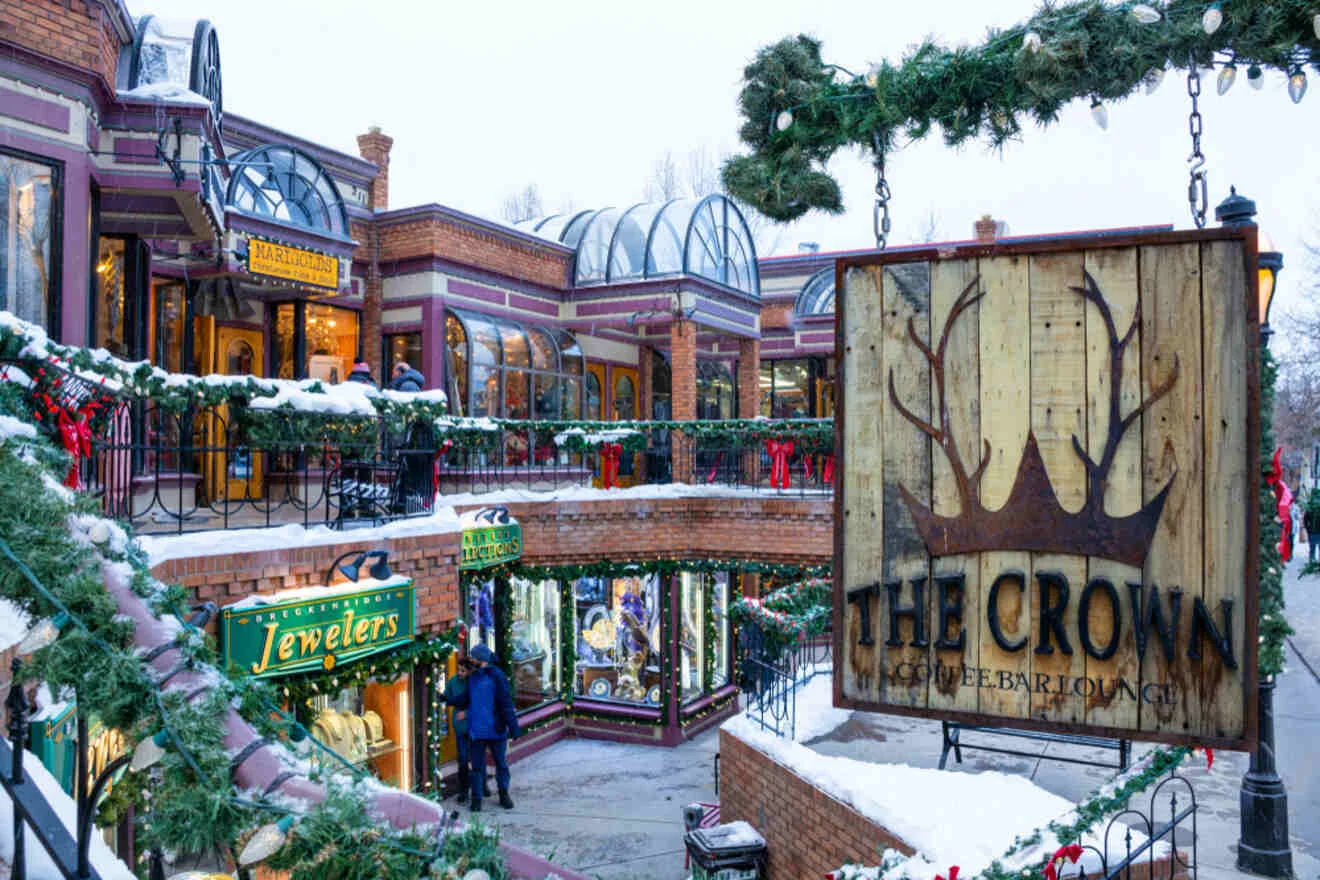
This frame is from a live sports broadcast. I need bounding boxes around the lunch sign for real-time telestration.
[222,579,416,678]
[834,226,1260,749]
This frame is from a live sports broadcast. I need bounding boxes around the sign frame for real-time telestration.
[832,225,1261,751]
[459,507,523,571]
[221,579,416,679]
[246,237,340,290]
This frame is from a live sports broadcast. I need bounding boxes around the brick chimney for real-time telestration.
[974,214,999,243]
[356,126,394,212]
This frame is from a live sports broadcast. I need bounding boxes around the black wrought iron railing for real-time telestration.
[736,622,832,740]
[83,404,834,535]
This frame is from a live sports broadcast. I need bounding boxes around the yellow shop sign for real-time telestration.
[247,238,340,290]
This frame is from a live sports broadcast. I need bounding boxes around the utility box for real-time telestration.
[685,821,766,880]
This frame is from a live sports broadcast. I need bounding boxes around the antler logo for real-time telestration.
[889,272,1178,567]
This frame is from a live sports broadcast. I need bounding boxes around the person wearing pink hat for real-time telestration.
[346,361,376,387]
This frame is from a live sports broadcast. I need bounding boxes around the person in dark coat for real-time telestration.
[442,653,484,804]
[1304,490,1320,563]
[389,362,425,393]
[346,361,376,387]
[465,643,520,811]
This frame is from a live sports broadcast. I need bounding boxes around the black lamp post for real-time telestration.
[1216,187,1293,878]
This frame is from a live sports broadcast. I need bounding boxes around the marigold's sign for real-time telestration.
[247,237,339,290]
[460,506,522,570]
[835,227,1259,749]
[222,580,416,678]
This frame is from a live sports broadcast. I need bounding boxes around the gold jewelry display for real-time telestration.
[362,710,385,744]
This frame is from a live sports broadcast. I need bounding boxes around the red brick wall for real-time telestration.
[379,219,570,290]
[760,304,794,331]
[737,337,760,419]
[356,128,392,212]
[0,0,123,91]
[720,729,915,878]
[151,532,461,637]
[463,495,833,566]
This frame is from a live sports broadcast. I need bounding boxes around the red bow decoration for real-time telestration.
[823,454,835,485]
[432,439,454,496]
[56,407,92,490]
[1266,448,1294,562]
[1196,746,1215,771]
[766,438,795,490]
[600,442,623,489]
[937,867,961,880]
[1044,844,1084,880]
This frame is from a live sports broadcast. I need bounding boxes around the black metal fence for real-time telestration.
[83,404,834,535]
[1085,773,1198,880]
[736,622,833,740]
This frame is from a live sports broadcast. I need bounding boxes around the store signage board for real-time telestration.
[459,506,522,570]
[833,227,1260,749]
[222,579,416,678]
[27,703,127,796]
[247,237,340,290]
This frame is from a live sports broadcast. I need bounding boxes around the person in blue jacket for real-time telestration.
[465,643,520,811]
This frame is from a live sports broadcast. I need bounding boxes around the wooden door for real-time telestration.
[207,327,265,501]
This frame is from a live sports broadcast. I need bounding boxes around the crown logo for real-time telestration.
[889,272,1179,568]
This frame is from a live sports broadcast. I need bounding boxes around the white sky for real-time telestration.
[153,0,1317,326]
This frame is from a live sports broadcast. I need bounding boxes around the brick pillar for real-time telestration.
[737,337,762,484]
[671,320,697,482]
[356,127,394,380]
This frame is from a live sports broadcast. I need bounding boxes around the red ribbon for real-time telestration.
[766,438,794,490]
[600,442,623,489]
[823,454,835,485]
[1266,447,1294,562]
[937,867,960,880]
[1044,844,1084,880]
[432,439,453,496]
[56,408,91,490]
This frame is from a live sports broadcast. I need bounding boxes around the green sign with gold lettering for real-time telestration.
[222,579,416,679]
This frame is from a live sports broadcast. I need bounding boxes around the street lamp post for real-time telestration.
[1216,187,1293,878]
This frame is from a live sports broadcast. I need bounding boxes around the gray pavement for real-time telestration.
[472,566,1320,879]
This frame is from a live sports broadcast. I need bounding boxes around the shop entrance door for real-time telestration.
[611,366,640,487]
[207,327,265,501]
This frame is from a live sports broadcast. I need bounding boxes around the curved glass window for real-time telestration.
[795,267,836,316]
[225,145,348,238]
[446,309,585,421]
[126,16,222,121]
[518,195,760,297]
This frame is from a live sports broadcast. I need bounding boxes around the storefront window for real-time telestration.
[307,676,411,789]
[696,360,734,420]
[306,303,359,384]
[613,375,636,420]
[0,152,58,329]
[574,575,662,706]
[446,309,585,421]
[94,238,129,358]
[152,281,186,373]
[466,578,497,655]
[511,578,561,709]
[761,358,829,419]
[274,302,296,379]
[711,572,730,689]
[772,360,810,418]
[585,372,602,420]
[386,333,422,377]
[679,573,704,701]
[652,351,671,420]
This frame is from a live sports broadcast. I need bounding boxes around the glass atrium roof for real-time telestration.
[795,267,835,316]
[516,194,760,297]
[225,145,349,238]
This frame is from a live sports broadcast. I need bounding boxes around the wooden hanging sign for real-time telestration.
[833,226,1260,749]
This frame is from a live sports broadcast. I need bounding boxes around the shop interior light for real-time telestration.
[17,612,69,654]
[131,729,172,772]
[238,816,295,866]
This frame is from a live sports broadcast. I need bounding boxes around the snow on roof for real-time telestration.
[723,717,1167,880]
[223,574,413,611]
[0,748,136,879]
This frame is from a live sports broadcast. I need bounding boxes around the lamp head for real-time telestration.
[338,552,367,583]
[366,550,392,581]
[1258,239,1283,329]
[186,602,217,630]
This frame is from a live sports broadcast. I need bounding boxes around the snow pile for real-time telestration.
[225,574,414,611]
[723,719,1167,880]
[0,414,37,443]
[118,81,214,107]
[67,513,130,557]
[0,749,136,879]
[438,480,821,509]
[137,506,462,566]
[0,597,31,652]
[248,380,378,417]
[552,427,641,448]
[791,672,851,743]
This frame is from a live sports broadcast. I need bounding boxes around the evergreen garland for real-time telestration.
[438,417,834,454]
[1257,345,1294,676]
[723,1,1319,220]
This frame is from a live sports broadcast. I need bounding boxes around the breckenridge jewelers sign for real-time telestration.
[222,579,416,678]
[834,227,1260,749]
[459,506,522,570]
[247,237,340,290]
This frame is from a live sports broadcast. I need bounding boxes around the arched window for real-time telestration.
[126,16,222,122]
[794,267,836,317]
[518,195,760,297]
[445,309,585,420]
[225,145,348,238]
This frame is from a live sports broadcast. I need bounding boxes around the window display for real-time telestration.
[94,238,128,358]
[711,572,730,689]
[0,151,58,329]
[445,309,585,422]
[306,676,411,789]
[679,573,704,700]
[510,577,561,709]
[466,578,497,655]
[574,575,661,705]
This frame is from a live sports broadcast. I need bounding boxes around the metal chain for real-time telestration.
[1186,63,1208,229]
[872,131,891,249]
